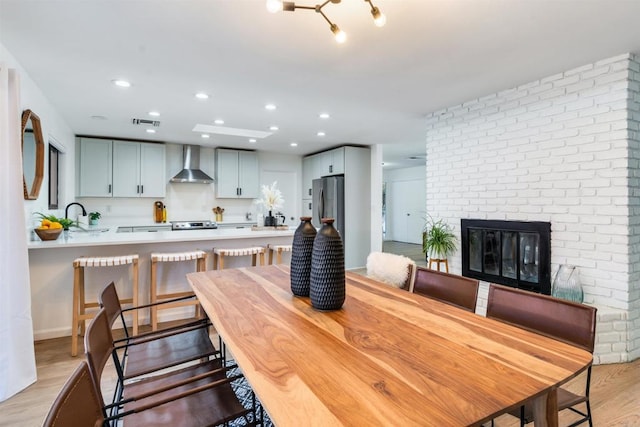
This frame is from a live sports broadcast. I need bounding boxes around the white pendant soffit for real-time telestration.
[192,124,272,138]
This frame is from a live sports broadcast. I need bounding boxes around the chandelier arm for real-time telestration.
[316,8,334,27]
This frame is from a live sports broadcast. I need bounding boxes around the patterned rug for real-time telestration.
[227,361,274,427]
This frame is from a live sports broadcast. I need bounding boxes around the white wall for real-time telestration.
[424,53,639,363]
[1,42,76,226]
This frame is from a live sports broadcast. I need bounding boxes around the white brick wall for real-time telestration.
[425,54,638,363]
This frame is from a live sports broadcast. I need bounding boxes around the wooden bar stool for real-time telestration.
[150,250,207,331]
[428,258,449,273]
[212,247,265,270]
[72,254,139,356]
[267,244,292,265]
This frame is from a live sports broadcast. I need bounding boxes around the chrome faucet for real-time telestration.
[65,202,87,219]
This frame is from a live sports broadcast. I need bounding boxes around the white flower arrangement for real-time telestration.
[256,181,284,212]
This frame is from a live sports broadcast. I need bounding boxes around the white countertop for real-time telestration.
[27,226,294,249]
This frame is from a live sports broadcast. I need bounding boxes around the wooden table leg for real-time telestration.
[532,388,558,427]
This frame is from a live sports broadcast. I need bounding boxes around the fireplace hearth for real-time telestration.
[461,219,551,294]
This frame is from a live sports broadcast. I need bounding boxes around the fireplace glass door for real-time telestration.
[462,219,550,294]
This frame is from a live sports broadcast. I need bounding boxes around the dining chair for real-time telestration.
[486,283,597,427]
[412,266,479,312]
[85,307,257,426]
[98,281,221,382]
[42,361,105,427]
[365,251,416,291]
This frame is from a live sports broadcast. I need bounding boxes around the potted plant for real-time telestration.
[89,211,101,225]
[422,216,458,261]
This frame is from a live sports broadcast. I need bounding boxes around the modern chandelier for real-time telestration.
[266,0,386,44]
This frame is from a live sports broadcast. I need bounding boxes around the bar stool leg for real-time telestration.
[276,249,283,265]
[259,252,265,266]
[268,249,274,265]
[150,258,159,331]
[71,264,82,357]
[251,254,257,266]
[132,258,139,336]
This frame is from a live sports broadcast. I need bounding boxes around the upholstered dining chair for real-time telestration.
[412,266,479,312]
[85,307,257,427]
[486,283,597,427]
[99,282,220,382]
[43,361,105,427]
[365,251,416,291]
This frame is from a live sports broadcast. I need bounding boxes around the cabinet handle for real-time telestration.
[308,188,312,196]
[140,185,144,194]
[239,188,242,196]
[108,184,112,194]
[137,185,140,193]
[329,165,333,173]
[308,202,312,210]
[236,188,239,196]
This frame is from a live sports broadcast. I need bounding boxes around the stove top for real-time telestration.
[171,220,218,230]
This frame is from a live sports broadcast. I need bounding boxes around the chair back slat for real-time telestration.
[487,283,597,352]
[99,281,124,328]
[413,267,479,312]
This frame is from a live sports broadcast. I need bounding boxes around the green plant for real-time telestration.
[35,212,76,230]
[422,216,458,259]
[89,211,101,221]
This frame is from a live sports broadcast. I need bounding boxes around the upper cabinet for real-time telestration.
[215,148,259,198]
[77,138,113,197]
[77,138,166,198]
[302,147,346,193]
[112,141,166,197]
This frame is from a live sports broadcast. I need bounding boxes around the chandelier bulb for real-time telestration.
[371,7,386,27]
[266,0,283,13]
[330,24,347,43]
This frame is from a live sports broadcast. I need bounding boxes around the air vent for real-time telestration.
[131,118,160,127]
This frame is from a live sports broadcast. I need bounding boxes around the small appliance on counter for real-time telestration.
[154,201,166,223]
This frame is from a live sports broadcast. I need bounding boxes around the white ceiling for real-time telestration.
[2,0,640,169]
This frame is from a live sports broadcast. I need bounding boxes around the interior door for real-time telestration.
[387,179,425,244]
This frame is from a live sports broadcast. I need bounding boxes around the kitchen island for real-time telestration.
[27,226,294,340]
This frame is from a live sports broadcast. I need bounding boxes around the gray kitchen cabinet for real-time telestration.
[77,138,165,198]
[302,156,314,198]
[314,147,345,177]
[112,141,165,198]
[77,138,113,197]
[215,148,259,198]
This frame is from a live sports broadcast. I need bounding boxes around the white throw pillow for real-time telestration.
[366,252,415,289]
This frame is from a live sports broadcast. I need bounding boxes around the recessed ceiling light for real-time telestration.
[317,131,326,137]
[265,104,277,111]
[112,79,131,88]
[290,142,298,147]
[319,113,330,119]
[146,129,156,134]
[195,92,209,99]
[249,138,257,143]
[148,111,160,117]
[214,119,225,125]
[201,134,210,138]
[90,115,107,120]
[269,125,279,131]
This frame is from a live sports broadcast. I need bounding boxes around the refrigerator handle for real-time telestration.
[318,187,324,222]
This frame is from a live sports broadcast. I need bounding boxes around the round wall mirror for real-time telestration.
[22,109,45,200]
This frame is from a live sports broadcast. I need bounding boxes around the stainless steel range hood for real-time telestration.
[170,145,214,184]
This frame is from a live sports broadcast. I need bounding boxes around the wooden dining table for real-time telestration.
[188,265,593,427]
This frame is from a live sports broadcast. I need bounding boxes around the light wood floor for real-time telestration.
[1,330,638,426]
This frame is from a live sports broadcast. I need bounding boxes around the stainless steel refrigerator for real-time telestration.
[312,175,345,240]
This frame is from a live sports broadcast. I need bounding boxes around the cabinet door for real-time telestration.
[238,151,259,198]
[139,143,166,197]
[330,147,345,175]
[78,138,112,197]
[216,149,240,198]
[112,141,140,197]
[302,156,314,198]
[302,198,313,218]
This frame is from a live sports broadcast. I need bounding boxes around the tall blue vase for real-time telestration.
[310,218,345,311]
[290,217,317,297]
